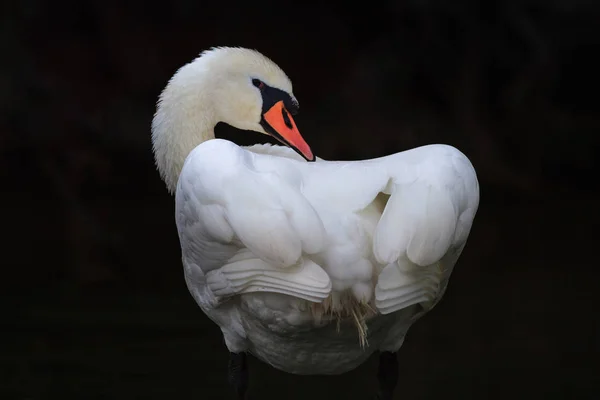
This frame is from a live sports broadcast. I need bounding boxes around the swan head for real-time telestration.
[152,47,314,192]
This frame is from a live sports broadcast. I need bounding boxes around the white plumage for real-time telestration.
[152,47,479,381]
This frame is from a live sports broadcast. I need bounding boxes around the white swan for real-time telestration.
[151,47,479,399]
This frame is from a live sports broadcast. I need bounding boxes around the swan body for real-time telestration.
[152,47,479,394]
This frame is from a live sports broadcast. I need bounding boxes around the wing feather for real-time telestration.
[176,140,331,304]
[373,145,479,314]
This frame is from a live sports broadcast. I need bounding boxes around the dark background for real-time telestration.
[2,0,599,398]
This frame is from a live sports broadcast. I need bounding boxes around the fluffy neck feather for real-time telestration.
[151,62,218,194]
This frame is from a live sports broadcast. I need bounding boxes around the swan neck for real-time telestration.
[151,76,217,194]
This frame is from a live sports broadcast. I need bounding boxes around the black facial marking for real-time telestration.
[252,78,299,116]
[252,77,313,162]
[286,98,299,115]
[252,78,265,90]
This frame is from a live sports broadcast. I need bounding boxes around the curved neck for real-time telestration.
[151,73,217,194]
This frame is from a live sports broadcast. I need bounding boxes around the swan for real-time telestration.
[151,47,479,399]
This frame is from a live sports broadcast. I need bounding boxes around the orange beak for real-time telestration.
[262,100,315,161]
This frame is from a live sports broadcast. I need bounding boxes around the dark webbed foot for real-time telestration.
[376,351,398,400]
[228,352,248,399]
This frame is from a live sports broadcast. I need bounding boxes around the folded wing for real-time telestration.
[373,145,480,314]
[175,140,332,304]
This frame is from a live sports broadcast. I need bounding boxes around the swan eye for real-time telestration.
[252,78,265,90]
